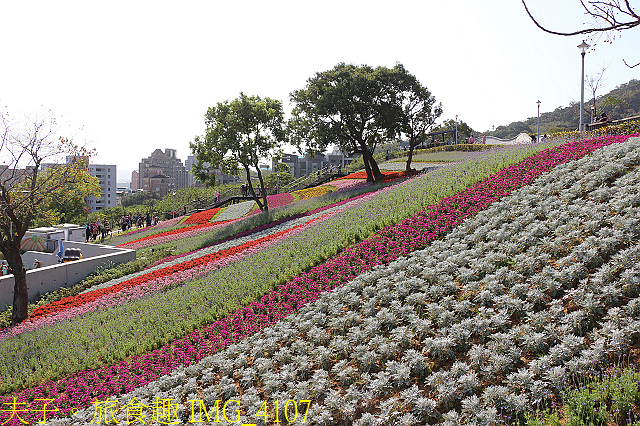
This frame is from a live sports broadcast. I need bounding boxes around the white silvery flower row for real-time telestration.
[213,200,256,222]
[60,137,640,425]
[80,199,361,295]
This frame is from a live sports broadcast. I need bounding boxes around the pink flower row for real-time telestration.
[119,218,243,250]
[326,178,371,191]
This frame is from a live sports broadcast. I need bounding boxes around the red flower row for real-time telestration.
[182,208,221,225]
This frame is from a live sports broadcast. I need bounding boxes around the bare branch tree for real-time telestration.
[1,108,98,324]
[522,0,639,67]
[521,0,639,35]
[586,65,609,118]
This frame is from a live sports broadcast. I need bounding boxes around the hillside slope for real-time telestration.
[59,136,640,425]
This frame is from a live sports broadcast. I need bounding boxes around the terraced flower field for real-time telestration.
[3,132,640,425]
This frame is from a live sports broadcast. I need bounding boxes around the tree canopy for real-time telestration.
[190,93,285,212]
[291,63,419,182]
[0,110,100,323]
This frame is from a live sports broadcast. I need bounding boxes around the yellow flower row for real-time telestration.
[293,185,333,201]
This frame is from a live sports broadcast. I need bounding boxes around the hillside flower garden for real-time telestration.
[2,133,640,425]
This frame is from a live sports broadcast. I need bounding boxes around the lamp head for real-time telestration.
[577,40,590,54]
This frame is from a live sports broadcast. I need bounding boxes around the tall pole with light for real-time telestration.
[578,40,590,132]
[536,100,541,143]
[455,114,458,144]
[172,191,176,219]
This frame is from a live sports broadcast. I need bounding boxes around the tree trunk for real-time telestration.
[5,246,28,324]
[244,165,264,211]
[256,167,268,212]
[406,145,415,174]
[362,148,384,182]
[361,151,374,182]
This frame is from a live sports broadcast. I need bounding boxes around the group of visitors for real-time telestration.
[85,219,111,241]
[119,213,159,232]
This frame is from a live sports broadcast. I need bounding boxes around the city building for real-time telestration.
[138,149,189,197]
[130,170,139,191]
[85,164,117,212]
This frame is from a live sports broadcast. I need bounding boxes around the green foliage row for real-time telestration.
[0,143,558,394]
[524,365,640,426]
[347,143,496,172]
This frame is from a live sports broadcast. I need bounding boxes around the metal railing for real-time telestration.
[585,114,640,131]
[281,166,335,193]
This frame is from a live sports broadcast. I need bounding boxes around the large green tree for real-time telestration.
[291,63,412,182]
[190,93,285,212]
[393,65,443,173]
[0,110,100,324]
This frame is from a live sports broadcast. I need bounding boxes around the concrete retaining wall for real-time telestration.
[0,243,136,310]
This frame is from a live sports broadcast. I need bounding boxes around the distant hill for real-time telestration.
[487,79,640,138]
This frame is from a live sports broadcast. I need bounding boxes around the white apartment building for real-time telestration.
[85,164,117,212]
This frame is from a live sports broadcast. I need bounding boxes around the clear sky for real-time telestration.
[1,0,638,182]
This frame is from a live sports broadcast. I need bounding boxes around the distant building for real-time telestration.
[138,149,189,197]
[85,164,117,212]
[130,170,139,191]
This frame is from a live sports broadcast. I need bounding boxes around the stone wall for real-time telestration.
[0,242,136,309]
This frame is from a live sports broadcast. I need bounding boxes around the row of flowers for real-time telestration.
[211,200,255,222]
[326,178,372,192]
[53,134,640,426]
[292,186,333,201]
[0,136,623,421]
[247,193,296,216]
[145,191,377,270]
[337,170,411,181]
[109,215,185,241]
[0,211,341,342]
[180,207,220,224]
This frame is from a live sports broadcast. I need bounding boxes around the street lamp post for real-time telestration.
[578,40,590,132]
[455,115,458,144]
[172,191,176,219]
[536,100,541,143]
